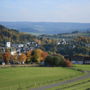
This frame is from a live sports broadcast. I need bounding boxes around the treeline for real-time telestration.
[0,25,36,46]
[2,49,48,64]
[1,48,72,67]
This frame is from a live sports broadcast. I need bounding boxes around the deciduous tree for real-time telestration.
[18,53,27,64]
[3,50,11,64]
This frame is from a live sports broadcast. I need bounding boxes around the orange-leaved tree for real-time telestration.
[31,49,48,63]
[41,52,48,62]
[11,53,18,63]
[18,53,27,64]
[26,50,32,63]
[64,59,72,67]
[3,49,11,64]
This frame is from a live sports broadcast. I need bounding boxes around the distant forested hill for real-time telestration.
[0,25,36,46]
[0,22,90,34]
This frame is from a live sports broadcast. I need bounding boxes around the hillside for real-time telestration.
[39,31,90,40]
[0,22,90,34]
[0,25,36,46]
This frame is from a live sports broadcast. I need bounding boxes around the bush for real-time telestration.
[45,54,72,67]
[64,59,72,67]
[45,54,65,66]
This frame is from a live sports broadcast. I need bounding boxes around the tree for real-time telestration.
[45,54,65,66]
[26,50,32,63]
[41,52,48,62]
[45,54,72,67]
[11,53,18,64]
[0,52,3,64]
[31,49,48,63]
[18,53,27,64]
[64,59,72,67]
[53,55,65,66]
[44,55,54,66]
[76,36,90,43]
[3,50,11,64]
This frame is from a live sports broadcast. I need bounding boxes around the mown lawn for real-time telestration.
[49,64,90,90]
[0,67,83,90]
[74,64,90,71]
[50,77,90,90]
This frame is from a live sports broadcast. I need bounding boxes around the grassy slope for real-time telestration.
[0,67,82,90]
[50,65,90,90]
[49,78,90,90]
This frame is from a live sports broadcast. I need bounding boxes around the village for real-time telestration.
[0,38,90,65]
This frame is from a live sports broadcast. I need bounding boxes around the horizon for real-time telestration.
[0,21,90,24]
[0,0,90,23]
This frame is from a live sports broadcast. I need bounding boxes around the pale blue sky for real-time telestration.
[0,0,90,22]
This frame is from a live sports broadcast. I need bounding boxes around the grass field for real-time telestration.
[74,64,90,71]
[49,78,90,90]
[49,64,90,90]
[0,67,83,90]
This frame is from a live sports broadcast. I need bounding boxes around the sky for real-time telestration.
[0,0,90,23]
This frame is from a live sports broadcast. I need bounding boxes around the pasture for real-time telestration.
[74,64,90,71]
[50,77,90,90]
[0,66,83,90]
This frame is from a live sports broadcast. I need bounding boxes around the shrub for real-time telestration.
[45,54,72,67]
[64,59,72,67]
[45,54,65,66]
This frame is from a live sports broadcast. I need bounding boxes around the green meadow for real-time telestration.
[49,65,90,90]
[50,78,90,90]
[74,64,90,71]
[0,66,83,90]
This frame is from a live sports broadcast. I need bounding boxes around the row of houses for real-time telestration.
[0,41,40,55]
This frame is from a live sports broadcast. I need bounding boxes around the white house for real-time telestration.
[6,42,11,48]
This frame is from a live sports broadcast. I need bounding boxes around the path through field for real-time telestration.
[31,71,90,90]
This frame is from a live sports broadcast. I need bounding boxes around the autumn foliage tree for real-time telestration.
[18,53,27,64]
[11,53,18,63]
[41,52,48,62]
[64,59,72,67]
[31,49,48,63]
[3,49,11,64]
[0,52,3,60]
[26,50,32,63]
[76,36,90,43]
